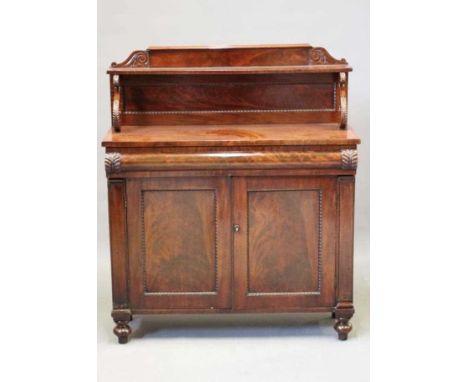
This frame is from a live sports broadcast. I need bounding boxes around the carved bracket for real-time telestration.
[111,75,121,132]
[339,72,348,129]
[309,47,347,65]
[341,149,358,170]
[105,153,122,176]
[111,50,149,68]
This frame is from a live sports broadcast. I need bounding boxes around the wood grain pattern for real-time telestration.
[126,177,231,310]
[142,189,217,294]
[102,124,360,148]
[107,180,129,309]
[106,150,345,172]
[247,189,321,294]
[123,80,336,112]
[232,177,337,310]
[337,177,355,302]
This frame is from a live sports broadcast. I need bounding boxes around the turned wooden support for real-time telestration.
[111,75,121,132]
[339,72,348,129]
[333,302,354,340]
[111,309,132,344]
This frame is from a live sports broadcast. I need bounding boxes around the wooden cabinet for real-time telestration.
[102,44,360,343]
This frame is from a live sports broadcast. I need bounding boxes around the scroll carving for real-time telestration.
[341,149,358,170]
[105,153,122,175]
[309,47,347,65]
[111,50,149,68]
[111,75,121,132]
[339,72,348,129]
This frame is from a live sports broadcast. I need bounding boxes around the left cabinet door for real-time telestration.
[126,177,231,310]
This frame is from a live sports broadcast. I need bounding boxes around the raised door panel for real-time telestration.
[126,177,231,310]
[233,177,337,310]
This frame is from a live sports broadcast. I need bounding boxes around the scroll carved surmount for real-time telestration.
[111,75,121,132]
[111,50,149,68]
[339,72,348,129]
[341,149,358,170]
[105,153,122,175]
[309,47,347,65]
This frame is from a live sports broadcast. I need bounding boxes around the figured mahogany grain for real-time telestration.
[248,190,320,293]
[123,81,335,112]
[232,177,337,310]
[143,189,216,293]
[125,177,232,310]
[102,124,360,148]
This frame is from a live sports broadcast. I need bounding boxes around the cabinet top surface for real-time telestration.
[102,123,360,148]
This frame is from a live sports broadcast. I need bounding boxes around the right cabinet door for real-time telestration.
[232,176,337,310]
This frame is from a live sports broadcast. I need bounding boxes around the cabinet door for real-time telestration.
[232,177,337,310]
[126,177,231,310]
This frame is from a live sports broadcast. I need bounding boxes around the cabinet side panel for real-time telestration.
[337,176,355,302]
[107,179,129,308]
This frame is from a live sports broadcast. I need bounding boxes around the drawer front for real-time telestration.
[232,176,337,310]
[126,177,231,310]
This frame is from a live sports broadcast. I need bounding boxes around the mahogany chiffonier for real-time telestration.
[102,44,360,343]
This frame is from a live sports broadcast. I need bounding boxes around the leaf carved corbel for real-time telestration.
[111,75,121,132]
[339,72,348,129]
[341,149,358,170]
[105,153,122,176]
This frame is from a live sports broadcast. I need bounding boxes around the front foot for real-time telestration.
[333,302,354,341]
[112,309,132,344]
[334,318,352,340]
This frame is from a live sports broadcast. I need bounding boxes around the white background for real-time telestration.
[1,1,467,381]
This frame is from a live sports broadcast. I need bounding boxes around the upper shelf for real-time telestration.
[107,44,352,74]
[107,44,351,131]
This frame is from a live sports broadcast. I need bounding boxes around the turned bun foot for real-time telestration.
[112,309,133,344]
[333,303,354,340]
[334,318,352,340]
[114,322,132,344]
